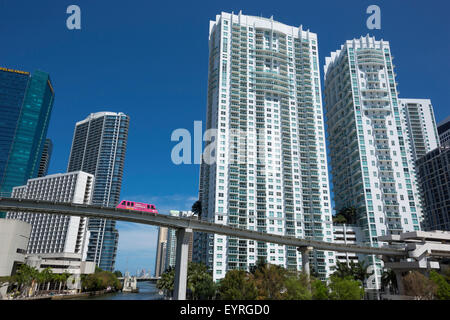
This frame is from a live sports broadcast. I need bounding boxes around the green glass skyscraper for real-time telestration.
[0,67,55,217]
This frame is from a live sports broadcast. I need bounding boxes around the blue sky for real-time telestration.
[1,0,449,275]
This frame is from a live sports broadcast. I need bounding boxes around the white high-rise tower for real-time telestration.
[324,36,424,290]
[67,112,129,272]
[399,98,440,162]
[194,12,335,281]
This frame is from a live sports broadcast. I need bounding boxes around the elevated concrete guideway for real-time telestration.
[0,198,405,256]
[0,197,407,299]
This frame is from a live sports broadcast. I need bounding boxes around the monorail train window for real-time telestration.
[127,202,130,206]
[121,201,126,205]
[151,205,155,209]
[131,202,134,207]
[147,205,150,209]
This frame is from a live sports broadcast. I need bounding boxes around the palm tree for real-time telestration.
[333,261,353,279]
[352,261,371,286]
[333,261,371,286]
[192,200,202,218]
[334,207,358,225]
[187,263,216,300]
[343,207,358,225]
[156,267,175,298]
[40,267,53,293]
[381,269,398,294]
[332,214,347,224]
[252,263,288,300]
[12,264,39,297]
[249,258,267,274]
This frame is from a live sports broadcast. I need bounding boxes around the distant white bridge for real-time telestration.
[118,277,160,282]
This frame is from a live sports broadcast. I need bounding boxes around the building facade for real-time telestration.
[154,226,168,277]
[324,36,425,289]
[25,253,96,292]
[0,219,31,298]
[37,138,53,178]
[194,12,335,281]
[0,220,31,275]
[333,224,362,265]
[6,171,94,258]
[437,116,450,146]
[399,99,440,162]
[67,112,129,272]
[0,68,55,217]
[416,144,450,231]
[166,211,194,270]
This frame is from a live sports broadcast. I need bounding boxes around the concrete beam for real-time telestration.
[173,228,192,300]
[0,197,406,256]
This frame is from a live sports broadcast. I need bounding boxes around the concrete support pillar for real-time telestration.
[394,270,405,295]
[298,246,313,291]
[173,228,192,300]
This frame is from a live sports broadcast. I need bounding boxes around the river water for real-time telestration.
[75,281,164,300]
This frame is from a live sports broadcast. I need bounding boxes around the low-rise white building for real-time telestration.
[6,171,94,258]
[0,219,31,298]
[25,253,95,292]
[333,224,362,265]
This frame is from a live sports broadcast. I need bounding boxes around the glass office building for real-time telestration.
[416,144,450,231]
[67,112,129,272]
[0,67,55,217]
[37,138,53,177]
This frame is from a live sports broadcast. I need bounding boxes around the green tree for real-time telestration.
[333,207,358,225]
[113,270,123,278]
[429,270,450,300]
[156,267,175,298]
[311,279,329,300]
[282,272,312,300]
[95,266,103,273]
[381,269,397,294]
[187,263,216,300]
[333,261,370,286]
[249,258,267,274]
[328,275,364,300]
[39,267,53,292]
[81,269,122,292]
[403,271,437,300]
[11,264,39,297]
[333,262,353,279]
[332,214,347,224]
[443,268,450,283]
[218,269,257,300]
[352,261,371,285]
[253,263,287,300]
[56,272,70,292]
[192,200,202,218]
